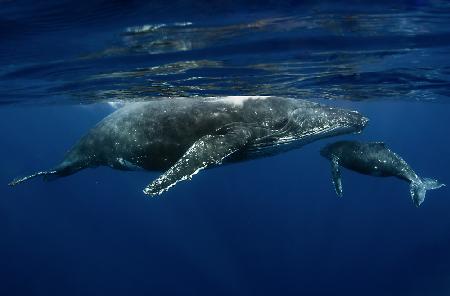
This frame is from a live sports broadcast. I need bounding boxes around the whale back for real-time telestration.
[59,97,300,170]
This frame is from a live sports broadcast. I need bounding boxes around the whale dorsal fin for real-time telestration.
[143,126,253,196]
[331,155,343,197]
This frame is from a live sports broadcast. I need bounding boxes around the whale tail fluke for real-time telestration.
[8,170,58,187]
[410,177,445,207]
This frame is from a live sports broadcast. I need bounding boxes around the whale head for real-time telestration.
[319,141,352,160]
[321,107,369,136]
[320,143,334,159]
[289,105,368,142]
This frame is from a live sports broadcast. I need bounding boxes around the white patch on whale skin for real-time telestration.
[125,22,193,34]
[116,157,143,170]
[214,96,271,107]
[107,101,127,109]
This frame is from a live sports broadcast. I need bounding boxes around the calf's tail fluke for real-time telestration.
[8,170,57,186]
[410,177,445,207]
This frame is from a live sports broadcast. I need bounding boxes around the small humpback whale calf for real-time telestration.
[320,140,445,206]
[9,96,368,196]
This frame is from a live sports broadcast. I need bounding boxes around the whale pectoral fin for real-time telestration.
[143,129,251,196]
[331,155,343,197]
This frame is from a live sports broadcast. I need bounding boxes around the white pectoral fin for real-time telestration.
[331,155,343,197]
[143,129,251,196]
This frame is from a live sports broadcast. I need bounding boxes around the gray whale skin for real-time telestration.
[320,140,445,207]
[10,96,368,196]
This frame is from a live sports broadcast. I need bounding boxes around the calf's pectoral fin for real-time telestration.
[331,155,343,197]
[143,128,252,196]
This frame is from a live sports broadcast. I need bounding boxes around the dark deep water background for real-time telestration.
[1,0,450,295]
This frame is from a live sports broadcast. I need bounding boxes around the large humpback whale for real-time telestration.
[320,140,445,206]
[10,96,368,195]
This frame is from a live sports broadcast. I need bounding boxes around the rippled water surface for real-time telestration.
[2,0,450,105]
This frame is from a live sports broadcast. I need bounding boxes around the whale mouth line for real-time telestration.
[299,120,366,141]
[249,121,363,153]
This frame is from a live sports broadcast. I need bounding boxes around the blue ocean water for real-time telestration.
[1,1,450,295]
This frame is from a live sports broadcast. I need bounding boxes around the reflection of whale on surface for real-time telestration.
[320,141,445,207]
[9,96,368,196]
